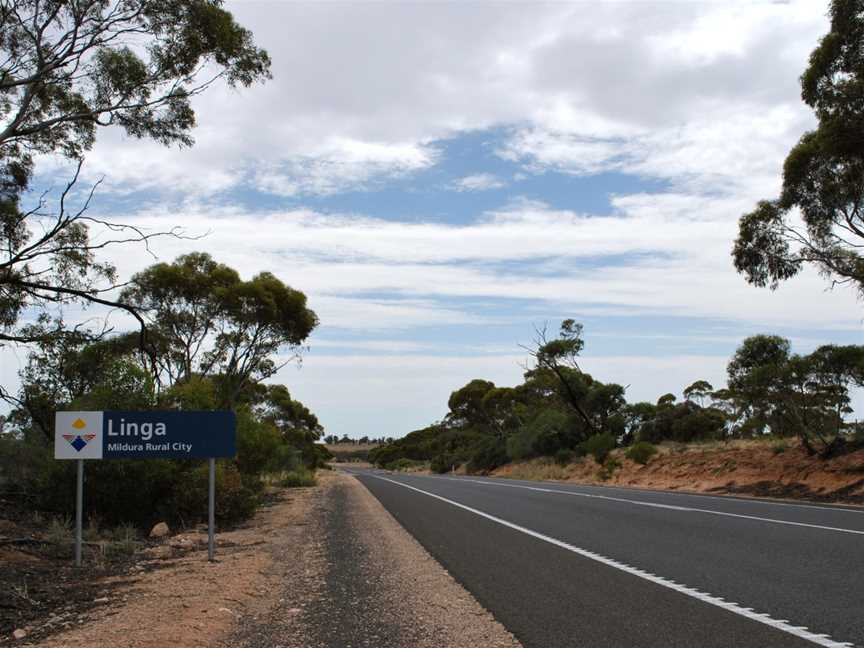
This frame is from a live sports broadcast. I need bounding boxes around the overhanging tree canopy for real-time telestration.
[0,0,271,350]
[733,0,864,295]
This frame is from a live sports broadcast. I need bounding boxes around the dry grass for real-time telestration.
[499,459,573,482]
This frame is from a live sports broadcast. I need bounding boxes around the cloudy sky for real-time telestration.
[10,0,864,438]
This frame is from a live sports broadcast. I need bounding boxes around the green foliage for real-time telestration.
[384,458,423,472]
[172,461,258,526]
[5,370,325,529]
[467,438,508,474]
[1,1,271,346]
[772,441,789,455]
[657,393,677,409]
[555,448,576,466]
[683,380,713,406]
[430,454,458,474]
[580,432,617,465]
[104,523,140,560]
[597,457,622,481]
[625,442,658,465]
[507,409,574,461]
[724,335,864,456]
[46,516,73,545]
[448,379,497,428]
[236,407,298,479]
[367,320,864,481]
[733,0,864,295]
[280,468,317,488]
[122,253,318,407]
[634,401,726,444]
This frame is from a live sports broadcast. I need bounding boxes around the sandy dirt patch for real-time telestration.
[20,485,318,648]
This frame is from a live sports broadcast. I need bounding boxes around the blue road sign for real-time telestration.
[55,411,236,459]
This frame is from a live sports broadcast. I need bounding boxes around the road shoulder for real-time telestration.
[230,471,522,648]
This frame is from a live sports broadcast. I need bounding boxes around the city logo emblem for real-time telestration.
[62,418,97,453]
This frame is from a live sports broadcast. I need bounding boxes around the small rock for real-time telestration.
[93,597,109,604]
[12,629,27,640]
[145,545,172,559]
[149,522,170,538]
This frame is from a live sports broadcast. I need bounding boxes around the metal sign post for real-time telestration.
[75,459,83,567]
[54,410,236,565]
[208,457,216,562]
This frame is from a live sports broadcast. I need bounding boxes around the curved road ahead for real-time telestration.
[345,469,864,648]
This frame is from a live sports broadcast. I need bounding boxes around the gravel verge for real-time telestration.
[230,471,522,648]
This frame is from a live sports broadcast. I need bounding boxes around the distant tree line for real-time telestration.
[371,321,864,474]
[322,435,392,445]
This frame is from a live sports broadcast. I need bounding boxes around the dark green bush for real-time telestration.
[580,432,617,464]
[597,457,622,481]
[384,458,421,471]
[555,448,576,466]
[467,439,508,474]
[625,441,658,465]
[173,461,258,526]
[431,454,458,474]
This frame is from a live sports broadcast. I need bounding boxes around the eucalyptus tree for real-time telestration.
[733,0,864,295]
[683,380,713,407]
[524,319,596,436]
[0,0,271,351]
[122,253,318,407]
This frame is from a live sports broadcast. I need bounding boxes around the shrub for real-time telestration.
[625,441,657,465]
[772,441,789,455]
[431,454,457,474]
[280,468,317,487]
[555,448,576,466]
[104,523,139,560]
[467,439,508,474]
[173,462,258,527]
[383,457,417,472]
[580,432,617,464]
[506,429,536,461]
[46,515,73,545]
[597,457,622,481]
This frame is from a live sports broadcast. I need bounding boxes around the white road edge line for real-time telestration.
[364,473,854,648]
[440,477,864,536]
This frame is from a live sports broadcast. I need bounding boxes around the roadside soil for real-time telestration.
[229,471,521,648]
[0,496,141,645]
[5,472,521,648]
[493,440,864,504]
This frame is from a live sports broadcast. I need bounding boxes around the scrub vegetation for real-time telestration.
[0,252,330,529]
[0,2,328,532]
[371,320,864,475]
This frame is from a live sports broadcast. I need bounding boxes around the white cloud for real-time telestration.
[51,1,827,200]
[452,173,506,192]
[85,196,861,335]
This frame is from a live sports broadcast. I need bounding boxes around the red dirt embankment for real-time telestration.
[493,440,864,504]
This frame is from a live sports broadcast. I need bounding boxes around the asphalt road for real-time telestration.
[345,469,864,648]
